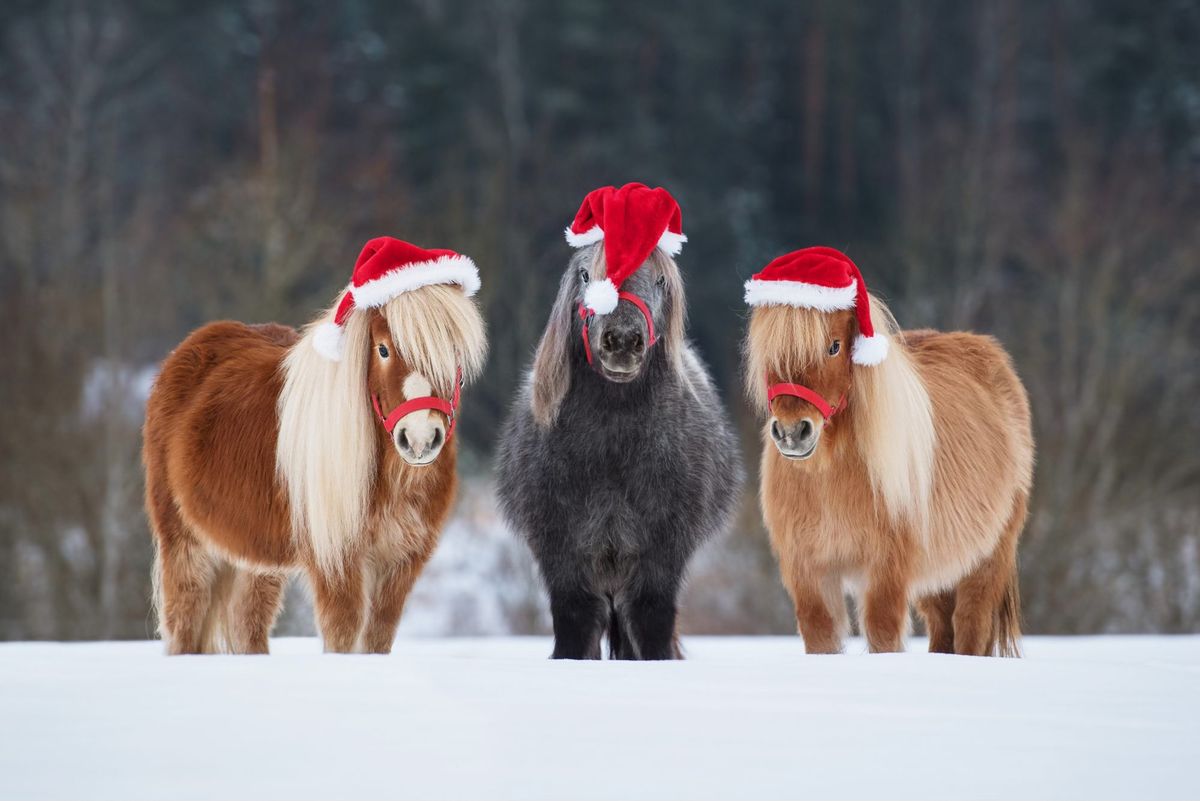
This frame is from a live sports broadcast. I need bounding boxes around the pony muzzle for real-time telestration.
[598,324,646,380]
[596,314,653,381]
[770,415,821,460]
[580,291,657,382]
[393,411,447,466]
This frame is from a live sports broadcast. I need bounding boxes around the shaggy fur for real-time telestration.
[497,245,742,660]
[745,298,1033,656]
[143,287,486,655]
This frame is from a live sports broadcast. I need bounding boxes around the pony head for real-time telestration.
[361,287,487,465]
[276,240,487,575]
[529,243,686,426]
[746,302,860,462]
[579,245,684,383]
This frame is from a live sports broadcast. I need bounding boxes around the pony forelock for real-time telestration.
[276,285,486,575]
[381,283,488,394]
[743,305,833,413]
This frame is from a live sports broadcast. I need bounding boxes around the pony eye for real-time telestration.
[378,344,389,358]
[656,274,667,288]
[828,340,841,356]
[578,267,590,284]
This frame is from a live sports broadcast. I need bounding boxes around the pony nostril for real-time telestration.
[799,419,814,440]
[602,331,618,353]
[631,332,644,353]
[398,430,410,452]
[770,419,783,442]
[430,427,443,451]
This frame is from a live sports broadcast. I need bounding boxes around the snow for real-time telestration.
[1,637,1196,801]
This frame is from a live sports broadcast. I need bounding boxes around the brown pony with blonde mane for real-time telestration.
[744,250,1033,656]
[143,246,487,655]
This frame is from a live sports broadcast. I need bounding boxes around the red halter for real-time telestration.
[577,291,658,365]
[371,365,463,441]
[766,375,846,421]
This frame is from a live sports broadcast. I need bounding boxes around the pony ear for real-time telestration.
[530,263,580,427]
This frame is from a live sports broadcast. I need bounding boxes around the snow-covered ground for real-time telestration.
[1,636,1196,800]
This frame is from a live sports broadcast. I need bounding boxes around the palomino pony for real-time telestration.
[143,238,487,654]
[497,184,741,660]
[743,247,1032,656]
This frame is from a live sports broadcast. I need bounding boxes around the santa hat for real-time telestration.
[565,183,686,314]
[313,236,481,361]
[744,247,889,365]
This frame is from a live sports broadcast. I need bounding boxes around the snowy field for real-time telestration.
[1,637,1196,801]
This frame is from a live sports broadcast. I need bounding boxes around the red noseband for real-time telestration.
[372,365,463,441]
[766,376,845,421]
[578,291,657,366]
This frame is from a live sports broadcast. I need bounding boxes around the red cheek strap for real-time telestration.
[578,304,595,365]
[766,380,845,421]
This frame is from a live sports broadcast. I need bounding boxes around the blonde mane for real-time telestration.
[745,294,935,529]
[276,285,487,575]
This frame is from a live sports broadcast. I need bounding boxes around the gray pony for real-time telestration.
[496,243,742,659]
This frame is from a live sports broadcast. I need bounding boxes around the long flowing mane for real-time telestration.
[276,285,487,575]
[529,245,686,426]
[745,294,935,528]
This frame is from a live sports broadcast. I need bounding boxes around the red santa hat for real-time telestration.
[565,183,686,314]
[313,236,481,361]
[744,246,889,365]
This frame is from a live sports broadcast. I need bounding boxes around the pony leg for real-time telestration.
[227,570,286,654]
[916,589,957,653]
[793,579,845,654]
[155,534,221,655]
[309,565,365,653]
[146,455,219,655]
[620,583,683,661]
[361,559,425,654]
[953,494,1026,657]
[547,584,607,660]
[779,556,846,654]
[862,554,912,653]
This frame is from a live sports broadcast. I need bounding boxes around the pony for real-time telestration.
[143,250,487,655]
[496,244,742,659]
[743,250,1033,656]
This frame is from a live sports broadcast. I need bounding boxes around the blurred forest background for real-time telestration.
[1,0,1198,641]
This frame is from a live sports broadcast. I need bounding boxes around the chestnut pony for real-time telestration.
[744,250,1033,656]
[143,258,486,654]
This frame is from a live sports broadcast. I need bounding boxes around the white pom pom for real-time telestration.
[852,333,889,366]
[583,278,619,315]
[312,321,345,361]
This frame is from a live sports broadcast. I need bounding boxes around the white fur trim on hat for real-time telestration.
[583,278,619,314]
[351,254,480,308]
[743,278,858,311]
[312,320,345,361]
[657,230,687,256]
[852,333,889,366]
[565,225,604,248]
[565,225,687,257]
